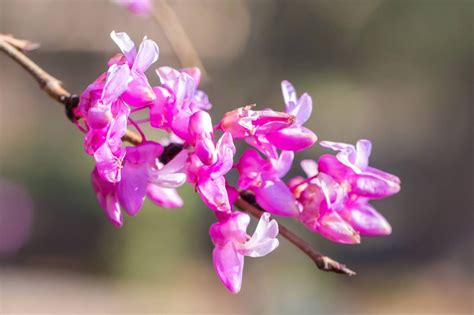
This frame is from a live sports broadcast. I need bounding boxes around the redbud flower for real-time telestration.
[210,211,279,293]
[118,141,187,215]
[91,167,123,228]
[188,132,236,212]
[319,139,401,199]
[150,67,211,140]
[237,149,299,217]
[110,31,159,107]
[188,111,217,165]
[264,80,317,151]
[218,105,295,139]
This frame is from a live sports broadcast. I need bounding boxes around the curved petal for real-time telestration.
[94,144,124,183]
[198,176,231,212]
[240,213,279,257]
[101,64,130,104]
[317,154,353,181]
[110,31,137,64]
[212,242,244,294]
[181,67,201,86]
[355,139,372,170]
[273,151,294,178]
[117,163,148,216]
[281,80,297,111]
[300,159,318,178]
[351,173,401,199]
[266,126,317,151]
[340,202,391,236]
[147,184,183,208]
[91,168,123,228]
[133,37,159,73]
[292,93,312,126]
[316,210,360,244]
[254,179,300,217]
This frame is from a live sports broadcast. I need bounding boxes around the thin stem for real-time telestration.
[133,118,150,124]
[235,196,356,276]
[152,0,209,82]
[128,118,147,141]
[1,33,355,277]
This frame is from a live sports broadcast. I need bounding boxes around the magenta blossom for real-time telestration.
[188,132,236,212]
[110,31,159,107]
[79,63,131,182]
[118,141,187,215]
[92,141,186,227]
[188,111,217,165]
[150,67,211,141]
[319,139,401,199]
[91,167,123,228]
[294,146,396,243]
[210,211,279,293]
[218,105,295,139]
[113,0,153,16]
[294,166,361,244]
[264,80,317,151]
[237,149,299,217]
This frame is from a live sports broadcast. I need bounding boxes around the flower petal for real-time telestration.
[212,242,244,294]
[198,175,231,212]
[340,201,391,236]
[316,210,360,244]
[146,184,183,208]
[266,126,317,151]
[132,37,159,73]
[300,159,318,178]
[240,212,279,257]
[281,80,297,111]
[101,64,130,104]
[254,179,300,217]
[117,163,148,216]
[110,31,137,64]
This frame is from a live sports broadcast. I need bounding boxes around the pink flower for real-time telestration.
[79,64,131,182]
[218,105,295,139]
[295,169,361,244]
[264,80,317,151]
[188,111,217,165]
[150,67,211,141]
[210,211,279,293]
[91,142,187,227]
[113,0,153,16]
[118,141,187,215]
[188,132,236,212]
[319,139,401,199]
[110,31,159,107]
[294,140,399,243]
[237,149,300,217]
[91,167,123,228]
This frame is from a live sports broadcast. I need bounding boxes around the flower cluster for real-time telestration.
[78,31,400,293]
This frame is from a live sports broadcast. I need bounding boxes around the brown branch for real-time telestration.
[0,34,355,276]
[0,34,142,145]
[236,194,355,276]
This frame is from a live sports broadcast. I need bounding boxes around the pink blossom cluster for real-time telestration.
[77,32,400,293]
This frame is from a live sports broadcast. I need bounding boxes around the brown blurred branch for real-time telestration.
[152,0,209,82]
[0,34,354,276]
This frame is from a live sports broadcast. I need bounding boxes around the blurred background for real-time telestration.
[0,0,472,314]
